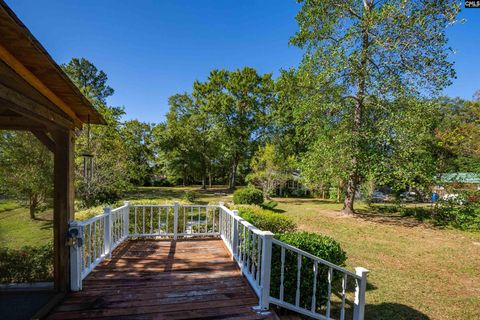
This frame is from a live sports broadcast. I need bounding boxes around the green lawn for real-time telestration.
[1,189,479,319]
[275,198,480,320]
[0,201,53,249]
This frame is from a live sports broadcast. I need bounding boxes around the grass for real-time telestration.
[0,201,53,249]
[275,198,480,320]
[1,189,479,319]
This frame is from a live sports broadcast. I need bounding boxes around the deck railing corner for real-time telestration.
[69,202,369,319]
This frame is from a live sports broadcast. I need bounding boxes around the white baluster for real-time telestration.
[173,202,179,240]
[311,260,318,312]
[280,246,285,302]
[340,274,347,320]
[296,253,302,307]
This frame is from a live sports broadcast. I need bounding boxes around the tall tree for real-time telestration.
[122,120,155,185]
[194,67,275,189]
[62,58,114,104]
[158,94,200,186]
[435,96,480,173]
[247,143,294,199]
[0,132,53,219]
[62,58,130,207]
[291,0,459,213]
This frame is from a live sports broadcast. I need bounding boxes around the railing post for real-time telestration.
[231,210,239,259]
[353,267,369,320]
[259,231,273,310]
[173,202,179,240]
[124,201,130,239]
[69,221,82,291]
[103,207,112,258]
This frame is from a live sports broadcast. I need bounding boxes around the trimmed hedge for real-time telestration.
[233,187,264,205]
[237,206,296,234]
[271,232,347,312]
[0,243,54,283]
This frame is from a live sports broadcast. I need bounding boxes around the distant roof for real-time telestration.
[0,1,105,126]
[440,173,480,184]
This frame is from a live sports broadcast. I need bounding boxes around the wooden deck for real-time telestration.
[48,239,270,320]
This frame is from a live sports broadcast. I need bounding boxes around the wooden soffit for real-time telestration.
[0,1,106,127]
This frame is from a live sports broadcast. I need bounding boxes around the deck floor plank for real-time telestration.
[48,239,267,319]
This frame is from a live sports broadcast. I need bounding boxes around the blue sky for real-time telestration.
[7,1,480,123]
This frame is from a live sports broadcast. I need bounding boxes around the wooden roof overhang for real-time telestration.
[0,0,106,298]
[0,0,105,131]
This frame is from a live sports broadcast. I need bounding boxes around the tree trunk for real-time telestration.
[29,203,36,219]
[342,0,371,215]
[183,167,187,186]
[201,175,206,190]
[229,160,238,190]
[208,172,212,188]
[29,193,38,219]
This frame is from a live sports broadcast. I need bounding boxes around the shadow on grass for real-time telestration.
[353,212,429,228]
[354,205,435,229]
[277,198,333,205]
[125,186,234,201]
[39,220,53,230]
[365,302,430,320]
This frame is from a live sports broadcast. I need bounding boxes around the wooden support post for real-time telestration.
[52,129,75,292]
[353,267,369,320]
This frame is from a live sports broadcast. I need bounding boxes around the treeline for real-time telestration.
[2,1,479,215]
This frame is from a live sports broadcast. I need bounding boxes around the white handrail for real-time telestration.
[69,201,368,320]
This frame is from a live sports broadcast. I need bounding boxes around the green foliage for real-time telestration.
[0,132,53,219]
[435,97,480,173]
[184,191,198,202]
[155,67,276,189]
[62,58,132,207]
[122,120,156,185]
[435,200,480,231]
[282,0,459,212]
[61,58,114,103]
[237,205,296,234]
[0,243,53,283]
[233,187,264,205]
[247,144,295,198]
[271,232,347,311]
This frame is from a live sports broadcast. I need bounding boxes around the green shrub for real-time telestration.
[271,232,347,312]
[0,243,54,283]
[233,187,264,205]
[435,200,480,231]
[237,206,296,234]
[184,191,198,202]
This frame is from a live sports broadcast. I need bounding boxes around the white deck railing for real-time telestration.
[69,202,368,320]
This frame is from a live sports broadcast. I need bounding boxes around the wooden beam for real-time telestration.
[0,83,74,130]
[51,129,75,292]
[31,130,55,152]
[0,44,82,127]
[0,115,46,130]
